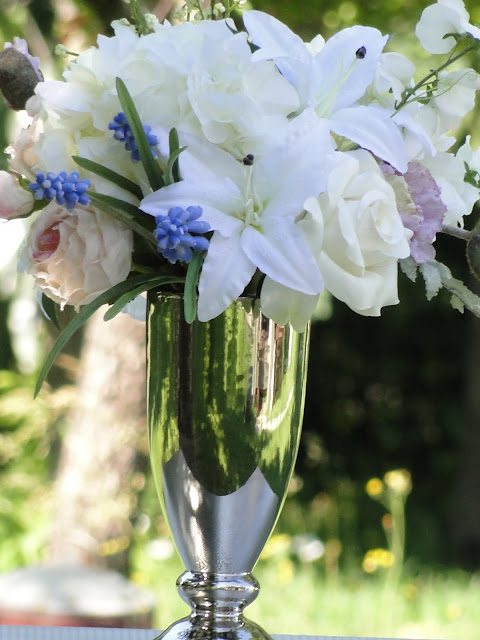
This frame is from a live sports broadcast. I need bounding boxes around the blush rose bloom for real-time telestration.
[305,150,412,315]
[0,171,34,219]
[21,202,133,309]
[5,114,42,179]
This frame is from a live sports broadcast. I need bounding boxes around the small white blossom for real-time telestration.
[416,0,480,53]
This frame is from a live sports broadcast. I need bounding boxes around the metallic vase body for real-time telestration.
[147,294,310,640]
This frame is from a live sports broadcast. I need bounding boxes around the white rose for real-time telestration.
[0,171,34,219]
[21,202,133,309]
[306,150,411,316]
[416,0,480,54]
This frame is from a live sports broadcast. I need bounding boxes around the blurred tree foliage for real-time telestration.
[1,0,480,577]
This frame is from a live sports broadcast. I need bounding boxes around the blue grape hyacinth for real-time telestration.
[29,171,91,211]
[154,206,210,264]
[108,111,158,162]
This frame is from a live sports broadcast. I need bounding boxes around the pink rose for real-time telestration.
[0,171,34,219]
[6,114,42,179]
[21,202,133,309]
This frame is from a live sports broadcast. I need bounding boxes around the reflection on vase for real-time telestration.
[147,293,310,640]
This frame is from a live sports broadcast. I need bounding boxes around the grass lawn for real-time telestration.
[130,541,480,639]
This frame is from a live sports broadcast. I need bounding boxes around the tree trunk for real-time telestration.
[48,309,148,572]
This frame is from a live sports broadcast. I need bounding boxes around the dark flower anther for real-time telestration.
[356,46,367,59]
[243,154,255,166]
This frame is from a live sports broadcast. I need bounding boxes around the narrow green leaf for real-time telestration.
[130,0,151,35]
[41,294,60,330]
[103,276,184,321]
[167,128,183,185]
[72,155,143,200]
[165,147,186,186]
[89,192,157,248]
[184,250,206,324]
[116,77,164,192]
[34,273,182,397]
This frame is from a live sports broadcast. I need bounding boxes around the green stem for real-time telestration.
[195,0,206,20]
[224,0,232,18]
[441,224,472,241]
[395,41,478,113]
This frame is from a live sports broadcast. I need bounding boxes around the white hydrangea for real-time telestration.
[33,17,299,196]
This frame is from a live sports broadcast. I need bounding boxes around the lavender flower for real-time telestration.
[108,112,158,162]
[29,171,91,211]
[382,161,447,263]
[154,206,210,264]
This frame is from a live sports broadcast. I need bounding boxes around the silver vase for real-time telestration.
[147,293,310,640]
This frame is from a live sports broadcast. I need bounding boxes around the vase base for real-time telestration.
[153,616,274,640]
[153,572,273,640]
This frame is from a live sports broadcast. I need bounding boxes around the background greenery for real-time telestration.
[1,0,480,637]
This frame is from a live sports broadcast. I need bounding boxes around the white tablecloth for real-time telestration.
[0,628,392,640]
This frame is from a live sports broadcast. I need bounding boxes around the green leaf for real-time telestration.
[184,250,206,324]
[103,276,183,321]
[72,155,143,200]
[34,273,185,398]
[130,0,151,35]
[165,128,184,185]
[89,192,157,248]
[116,77,164,192]
[41,294,60,330]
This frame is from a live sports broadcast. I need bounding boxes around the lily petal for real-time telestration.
[260,276,319,331]
[314,26,387,113]
[140,176,243,236]
[330,105,408,172]
[243,10,313,65]
[197,231,256,321]
[241,219,323,295]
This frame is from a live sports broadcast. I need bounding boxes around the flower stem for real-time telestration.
[441,224,472,241]
[395,41,478,113]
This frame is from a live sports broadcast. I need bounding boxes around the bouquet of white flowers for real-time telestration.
[1,0,480,391]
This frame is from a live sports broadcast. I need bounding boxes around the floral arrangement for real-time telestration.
[2,0,480,390]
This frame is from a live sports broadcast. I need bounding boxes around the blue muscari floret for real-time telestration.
[154,206,210,264]
[108,111,158,163]
[29,171,91,211]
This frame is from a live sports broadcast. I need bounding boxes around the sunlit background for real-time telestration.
[1,0,480,637]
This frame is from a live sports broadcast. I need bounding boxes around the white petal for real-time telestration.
[243,10,312,65]
[256,109,337,211]
[319,252,400,315]
[330,105,408,172]
[241,219,323,295]
[260,277,319,331]
[178,135,246,187]
[392,109,436,158]
[314,26,387,112]
[197,232,256,321]
[140,178,243,236]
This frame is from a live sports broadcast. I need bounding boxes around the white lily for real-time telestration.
[243,10,408,172]
[141,110,338,321]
